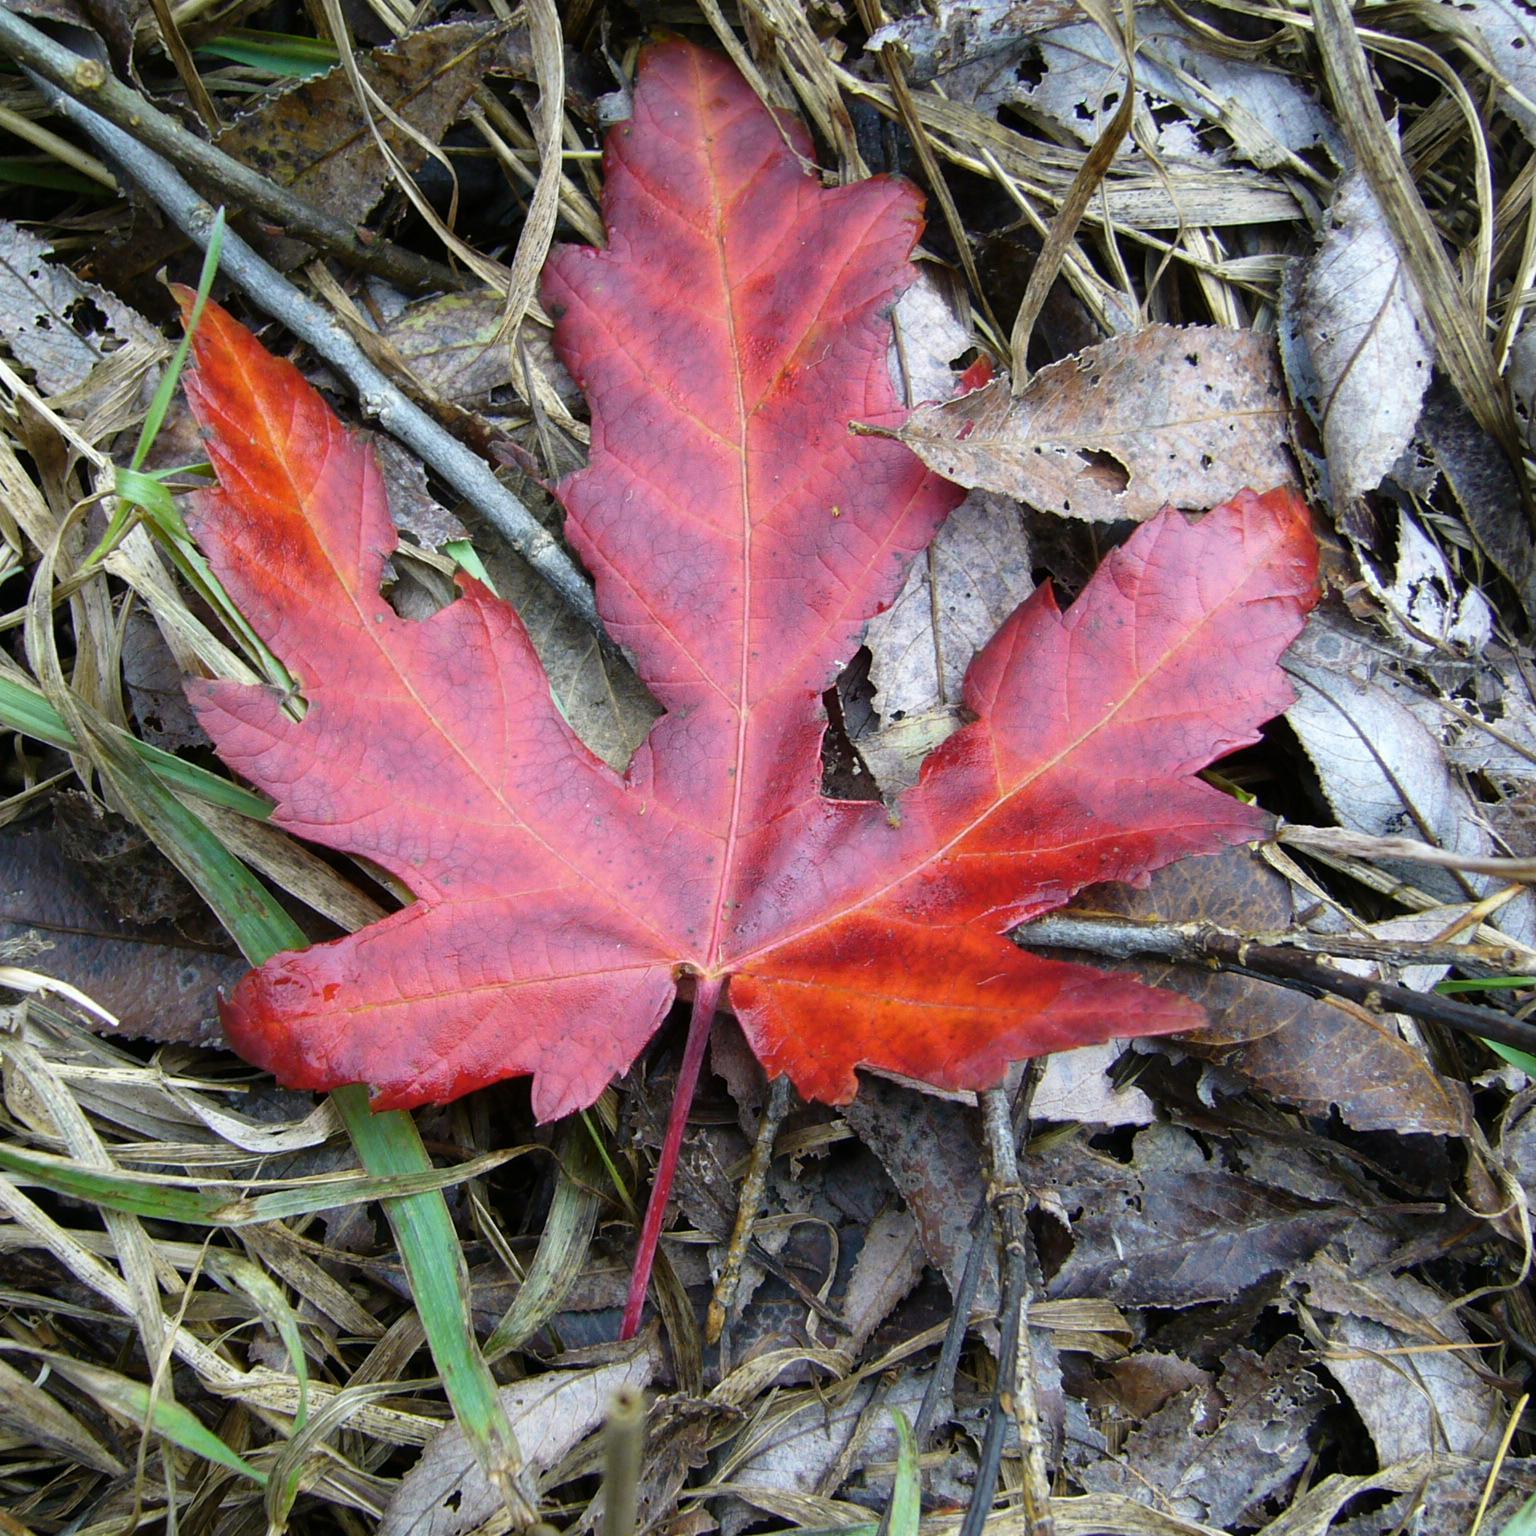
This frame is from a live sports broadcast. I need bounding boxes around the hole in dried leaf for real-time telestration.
[1075,448,1130,495]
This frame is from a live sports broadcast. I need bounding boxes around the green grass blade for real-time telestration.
[131,208,225,472]
[37,1354,266,1485]
[54,695,527,1509]
[196,30,339,76]
[1482,1040,1536,1078]
[0,1136,516,1225]
[334,1085,530,1511]
[0,672,272,817]
[1501,1493,1536,1536]
[887,1410,920,1536]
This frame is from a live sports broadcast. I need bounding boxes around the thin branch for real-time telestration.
[1021,912,1536,1057]
[29,71,605,635]
[964,1082,1055,1536]
[1279,822,1536,882]
[0,5,466,295]
[706,1072,794,1347]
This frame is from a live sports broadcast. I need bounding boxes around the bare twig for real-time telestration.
[964,1082,1055,1536]
[911,1189,992,1449]
[1279,823,1536,882]
[1020,912,1536,1057]
[29,72,604,635]
[707,1073,794,1347]
[0,5,466,295]
[1031,909,1536,975]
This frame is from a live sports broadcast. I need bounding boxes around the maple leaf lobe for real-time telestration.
[179,40,1318,1122]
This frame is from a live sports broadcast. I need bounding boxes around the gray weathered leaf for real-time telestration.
[1299,1267,1502,1462]
[378,1342,658,1535]
[840,1076,999,1317]
[1044,1124,1350,1307]
[1285,632,1536,943]
[1016,12,1337,169]
[1081,1339,1331,1525]
[1284,169,1434,511]
[1030,1041,1155,1128]
[861,489,1031,793]
[0,220,162,397]
[869,0,1087,113]
[1433,0,1536,143]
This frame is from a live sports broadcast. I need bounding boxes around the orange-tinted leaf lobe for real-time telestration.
[183,40,1319,1120]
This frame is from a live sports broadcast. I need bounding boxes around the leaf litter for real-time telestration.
[0,0,1534,1532]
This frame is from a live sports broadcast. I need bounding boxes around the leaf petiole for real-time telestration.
[620,974,723,1340]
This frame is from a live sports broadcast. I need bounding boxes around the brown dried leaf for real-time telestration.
[216,21,507,255]
[899,326,1295,521]
[383,291,513,403]
[1042,1124,1351,1306]
[1082,1339,1331,1525]
[0,823,242,1044]
[368,434,469,549]
[840,1077,999,1317]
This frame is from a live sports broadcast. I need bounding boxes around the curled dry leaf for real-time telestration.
[1042,1124,1352,1307]
[178,42,1317,1124]
[899,326,1295,522]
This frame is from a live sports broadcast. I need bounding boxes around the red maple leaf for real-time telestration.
[181,41,1317,1330]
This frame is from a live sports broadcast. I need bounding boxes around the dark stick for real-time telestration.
[29,71,605,635]
[1021,913,1536,1057]
[911,1185,992,1450]
[961,1081,1055,1536]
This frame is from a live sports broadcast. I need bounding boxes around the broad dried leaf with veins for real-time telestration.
[182,43,1318,1131]
[899,325,1295,523]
